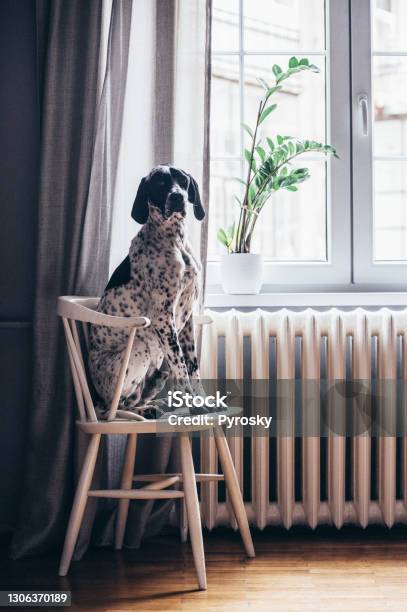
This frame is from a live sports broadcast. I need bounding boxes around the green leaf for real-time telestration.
[254,174,262,188]
[244,148,253,164]
[241,122,254,139]
[226,223,235,242]
[266,137,275,152]
[217,228,229,247]
[272,176,282,191]
[265,85,282,98]
[257,77,271,91]
[294,167,309,177]
[286,185,298,192]
[264,85,282,102]
[255,146,266,162]
[272,64,282,78]
[323,144,339,157]
[280,166,288,177]
[277,135,284,145]
[259,104,277,124]
[299,58,309,66]
[289,56,298,68]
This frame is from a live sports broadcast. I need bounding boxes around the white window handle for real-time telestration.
[358,94,369,136]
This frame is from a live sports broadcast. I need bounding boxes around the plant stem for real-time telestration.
[238,100,263,252]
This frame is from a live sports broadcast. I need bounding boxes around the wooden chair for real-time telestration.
[57,296,255,590]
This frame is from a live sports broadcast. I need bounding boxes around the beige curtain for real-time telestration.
[75,0,212,552]
[153,0,211,288]
[173,0,209,260]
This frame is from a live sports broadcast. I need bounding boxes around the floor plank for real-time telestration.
[1,527,407,611]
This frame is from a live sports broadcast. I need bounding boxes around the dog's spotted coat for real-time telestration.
[88,166,205,418]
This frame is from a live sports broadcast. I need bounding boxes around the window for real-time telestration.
[208,0,407,289]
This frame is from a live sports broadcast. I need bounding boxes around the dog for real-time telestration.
[88,165,206,419]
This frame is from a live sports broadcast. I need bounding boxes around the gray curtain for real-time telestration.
[10,0,132,559]
[154,0,175,165]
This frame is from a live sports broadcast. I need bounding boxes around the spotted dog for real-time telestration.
[88,165,205,419]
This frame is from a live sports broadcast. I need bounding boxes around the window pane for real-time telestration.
[212,0,239,52]
[374,161,407,261]
[372,0,407,52]
[208,160,243,259]
[251,161,327,260]
[372,2,407,263]
[373,56,407,156]
[209,1,329,265]
[211,56,240,158]
[243,0,326,52]
[243,55,326,146]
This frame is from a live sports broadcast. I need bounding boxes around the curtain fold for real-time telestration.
[75,0,132,295]
[198,0,212,359]
[10,0,131,559]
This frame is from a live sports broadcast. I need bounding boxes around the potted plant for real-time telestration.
[217,57,338,295]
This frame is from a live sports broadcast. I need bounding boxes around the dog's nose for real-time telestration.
[169,192,183,203]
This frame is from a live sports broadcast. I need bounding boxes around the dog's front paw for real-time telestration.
[138,397,170,419]
[143,406,164,419]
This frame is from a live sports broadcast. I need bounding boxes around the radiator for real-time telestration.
[198,307,407,530]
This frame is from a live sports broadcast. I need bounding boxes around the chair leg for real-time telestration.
[214,426,255,558]
[174,437,188,542]
[178,498,188,543]
[115,433,137,550]
[59,434,101,576]
[179,433,207,590]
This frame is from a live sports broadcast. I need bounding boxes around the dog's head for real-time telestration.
[131,165,205,225]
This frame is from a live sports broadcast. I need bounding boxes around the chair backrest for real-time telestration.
[58,296,150,422]
[58,295,212,423]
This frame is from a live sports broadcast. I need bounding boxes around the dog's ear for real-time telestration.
[188,176,205,221]
[131,177,149,224]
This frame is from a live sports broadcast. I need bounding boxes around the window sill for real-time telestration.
[205,291,407,309]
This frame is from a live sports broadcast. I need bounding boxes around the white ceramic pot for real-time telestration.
[221,253,264,295]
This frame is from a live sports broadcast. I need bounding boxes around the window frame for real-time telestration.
[351,0,407,285]
[207,0,407,292]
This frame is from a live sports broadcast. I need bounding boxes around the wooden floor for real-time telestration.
[1,526,407,611]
